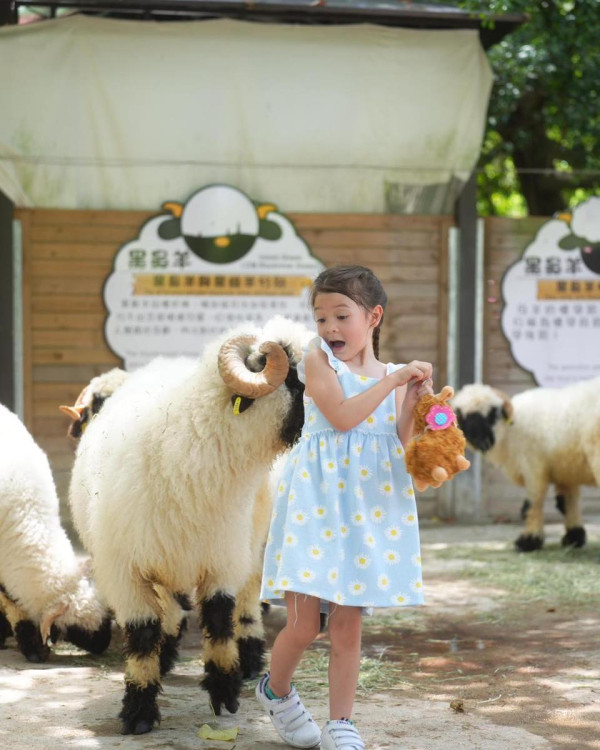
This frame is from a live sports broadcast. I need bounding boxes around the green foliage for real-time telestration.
[458,0,600,215]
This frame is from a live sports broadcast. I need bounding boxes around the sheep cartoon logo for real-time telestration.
[556,198,600,275]
[157,185,282,264]
[500,196,600,387]
[103,184,324,370]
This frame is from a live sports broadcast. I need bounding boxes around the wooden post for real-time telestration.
[0,191,15,409]
[449,172,484,519]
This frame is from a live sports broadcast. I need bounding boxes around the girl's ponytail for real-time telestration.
[372,325,381,359]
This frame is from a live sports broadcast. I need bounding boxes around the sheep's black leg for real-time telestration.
[559,487,586,549]
[120,619,163,735]
[0,609,12,649]
[515,484,546,552]
[200,592,242,714]
[233,573,265,680]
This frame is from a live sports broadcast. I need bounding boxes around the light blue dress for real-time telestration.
[260,337,424,609]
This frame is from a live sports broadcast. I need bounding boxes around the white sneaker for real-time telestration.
[255,673,321,749]
[321,720,365,750]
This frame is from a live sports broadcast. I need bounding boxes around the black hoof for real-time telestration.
[515,533,544,552]
[562,526,586,548]
[202,660,242,715]
[119,682,161,735]
[121,718,153,736]
[133,719,153,735]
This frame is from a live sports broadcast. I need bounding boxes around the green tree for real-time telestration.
[460,0,600,216]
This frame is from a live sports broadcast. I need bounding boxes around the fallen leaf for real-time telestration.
[198,724,239,741]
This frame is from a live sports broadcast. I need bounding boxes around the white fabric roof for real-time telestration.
[0,15,492,212]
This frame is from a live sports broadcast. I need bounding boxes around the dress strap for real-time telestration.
[296,336,347,383]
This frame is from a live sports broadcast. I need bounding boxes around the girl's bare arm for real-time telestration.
[305,349,431,432]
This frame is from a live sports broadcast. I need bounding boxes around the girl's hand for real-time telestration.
[402,377,433,415]
[415,377,434,399]
[394,360,433,389]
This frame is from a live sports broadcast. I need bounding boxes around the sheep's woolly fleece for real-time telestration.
[0,404,106,634]
[68,316,311,625]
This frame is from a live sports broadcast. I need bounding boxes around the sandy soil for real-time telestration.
[1,519,599,750]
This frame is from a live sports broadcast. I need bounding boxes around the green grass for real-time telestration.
[292,645,401,697]
[426,540,600,606]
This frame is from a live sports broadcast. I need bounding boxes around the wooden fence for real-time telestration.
[15,208,452,531]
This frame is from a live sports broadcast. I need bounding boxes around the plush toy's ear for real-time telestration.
[439,385,454,401]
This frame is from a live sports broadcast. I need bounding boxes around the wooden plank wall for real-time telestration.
[15,208,452,534]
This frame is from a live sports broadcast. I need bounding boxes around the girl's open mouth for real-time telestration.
[329,340,345,352]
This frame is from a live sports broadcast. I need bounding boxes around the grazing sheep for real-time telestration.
[0,404,112,662]
[452,379,600,551]
[68,316,309,734]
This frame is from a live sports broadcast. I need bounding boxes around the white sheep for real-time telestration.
[0,404,112,662]
[68,316,309,734]
[452,379,600,551]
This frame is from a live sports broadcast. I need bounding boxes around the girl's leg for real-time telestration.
[327,605,362,719]
[268,592,321,697]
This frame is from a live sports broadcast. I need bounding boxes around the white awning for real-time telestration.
[0,15,492,212]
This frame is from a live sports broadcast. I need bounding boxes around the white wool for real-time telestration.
[69,317,311,625]
[82,367,128,405]
[0,404,106,632]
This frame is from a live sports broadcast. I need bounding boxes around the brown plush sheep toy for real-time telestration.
[405,385,471,491]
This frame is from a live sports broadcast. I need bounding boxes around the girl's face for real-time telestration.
[313,292,382,361]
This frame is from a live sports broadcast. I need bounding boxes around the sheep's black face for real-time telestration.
[275,342,305,448]
[456,408,497,452]
[64,616,112,655]
[280,363,305,448]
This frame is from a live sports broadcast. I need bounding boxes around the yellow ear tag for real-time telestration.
[233,396,242,415]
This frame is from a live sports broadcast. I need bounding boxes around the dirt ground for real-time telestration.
[1,517,599,750]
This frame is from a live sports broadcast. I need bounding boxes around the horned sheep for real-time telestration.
[0,404,111,662]
[68,316,309,735]
[452,378,600,551]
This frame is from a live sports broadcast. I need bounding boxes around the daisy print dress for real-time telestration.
[260,337,424,609]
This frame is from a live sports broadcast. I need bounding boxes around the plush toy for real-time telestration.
[405,385,471,492]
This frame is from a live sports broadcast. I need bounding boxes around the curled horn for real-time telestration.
[218,335,289,398]
[40,601,69,644]
[59,384,90,421]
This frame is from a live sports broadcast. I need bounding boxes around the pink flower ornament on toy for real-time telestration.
[425,404,456,431]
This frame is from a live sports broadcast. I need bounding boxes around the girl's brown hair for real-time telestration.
[310,265,387,358]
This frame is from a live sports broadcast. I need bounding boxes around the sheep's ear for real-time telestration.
[40,602,69,644]
[492,388,514,422]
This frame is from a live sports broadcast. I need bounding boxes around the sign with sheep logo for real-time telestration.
[501,196,600,387]
[104,184,324,370]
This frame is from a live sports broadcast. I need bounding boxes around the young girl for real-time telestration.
[257,265,433,750]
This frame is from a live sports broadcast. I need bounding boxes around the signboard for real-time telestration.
[501,196,600,387]
[104,185,324,370]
